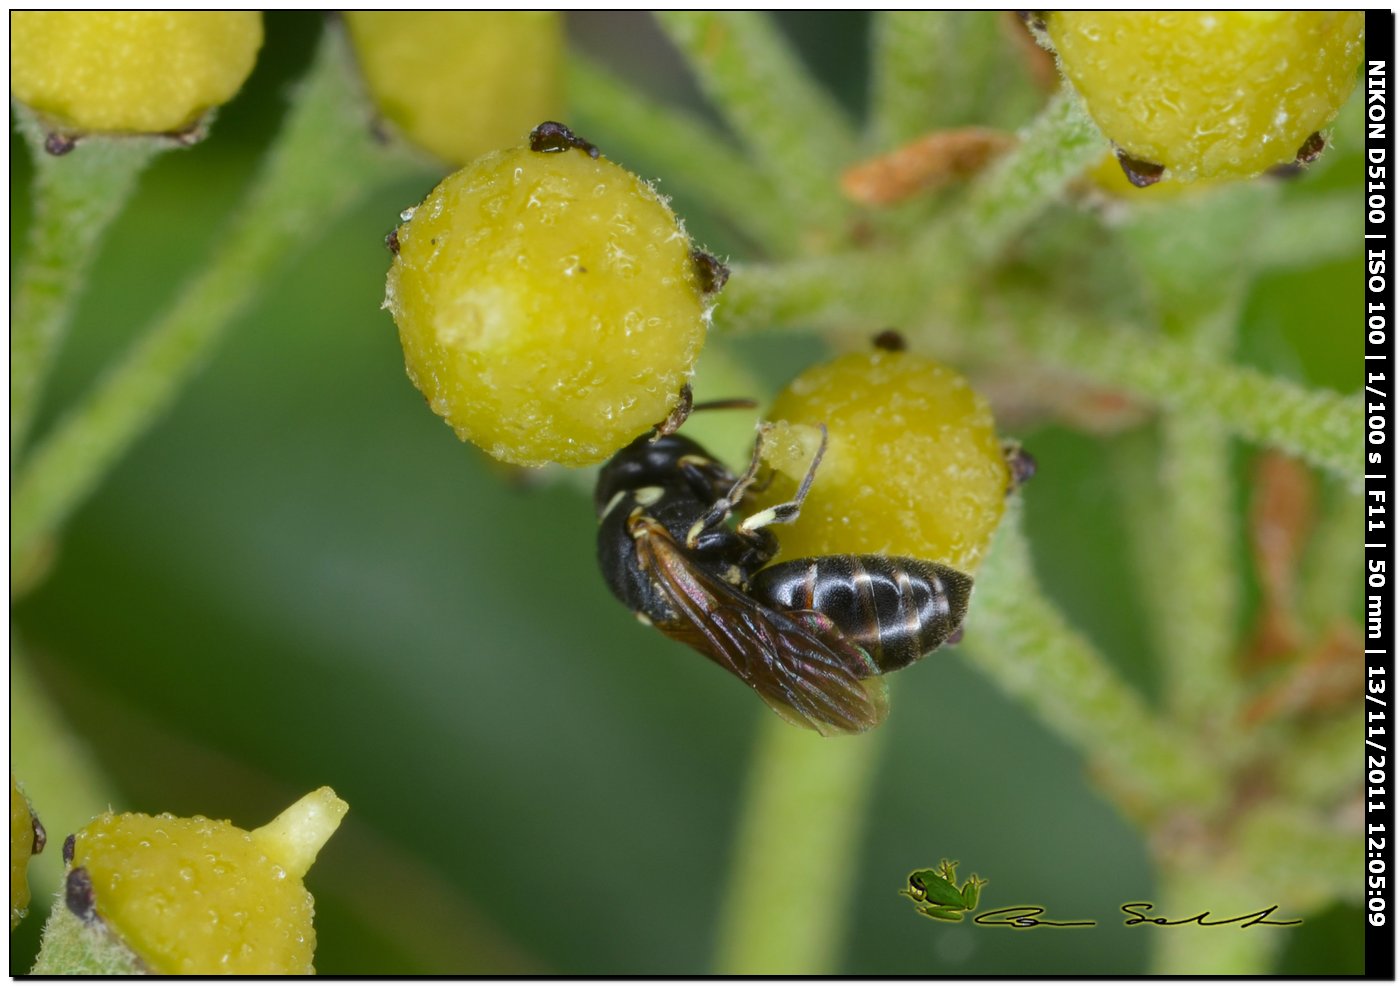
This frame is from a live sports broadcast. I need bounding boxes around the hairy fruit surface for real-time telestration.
[344,12,564,166]
[386,135,712,467]
[1046,12,1364,182]
[10,12,263,135]
[755,350,1009,573]
[66,788,347,975]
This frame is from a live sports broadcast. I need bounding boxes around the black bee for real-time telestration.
[595,423,972,735]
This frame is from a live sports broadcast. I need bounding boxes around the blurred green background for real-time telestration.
[11,12,1363,974]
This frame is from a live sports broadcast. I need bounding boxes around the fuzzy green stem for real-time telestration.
[714,719,884,974]
[1003,300,1358,485]
[1118,187,1274,731]
[9,26,423,578]
[715,261,1357,485]
[1146,866,1284,975]
[566,55,802,256]
[1157,417,1239,728]
[31,906,146,976]
[655,11,857,249]
[10,110,162,462]
[867,12,956,145]
[962,500,1223,815]
[1149,800,1356,976]
[870,12,1040,144]
[943,87,1105,260]
[715,254,929,338]
[1235,804,1361,910]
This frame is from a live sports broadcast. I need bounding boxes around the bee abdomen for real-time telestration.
[750,556,972,674]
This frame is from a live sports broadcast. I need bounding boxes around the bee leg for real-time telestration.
[738,424,828,534]
[684,423,774,547]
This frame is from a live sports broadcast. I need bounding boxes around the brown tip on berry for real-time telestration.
[691,249,729,295]
[1003,442,1037,494]
[62,833,75,865]
[31,813,46,855]
[872,329,907,352]
[1114,149,1166,188]
[1293,130,1326,166]
[529,121,600,158]
[44,132,77,156]
[65,866,96,922]
[1016,10,1048,32]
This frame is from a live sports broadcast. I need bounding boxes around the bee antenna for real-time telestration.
[691,398,758,413]
[651,384,695,440]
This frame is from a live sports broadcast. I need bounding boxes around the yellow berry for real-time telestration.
[1047,12,1364,181]
[386,129,713,467]
[10,12,263,134]
[69,788,347,975]
[754,350,1009,573]
[344,12,564,166]
[11,776,41,929]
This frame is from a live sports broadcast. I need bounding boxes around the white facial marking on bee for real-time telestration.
[633,485,665,507]
[601,490,628,520]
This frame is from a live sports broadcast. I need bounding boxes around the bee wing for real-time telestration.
[636,527,888,735]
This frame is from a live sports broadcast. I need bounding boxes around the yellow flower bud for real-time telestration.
[1046,12,1363,182]
[10,12,263,135]
[345,12,564,166]
[66,787,347,975]
[754,348,1010,573]
[11,776,43,929]
[387,125,715,467]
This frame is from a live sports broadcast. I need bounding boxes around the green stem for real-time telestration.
[1117,187,1274,730]
[10,109,162,462]
[1003,300,1358,485]
[31,906,145,975]
[716,253,931,338]
[1147,866,1283,975]
[870,12,1039,143]
[9,25,423,578]
[655,11,857,250]
[1157,417,1239,727]
[867,12,956,145]
[714,719,883,974]
[941,86,1104,261]
[714,260,1356,485]
[1236,802,1360,909]
[566,55,802,256]
[962,500,1223,816]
